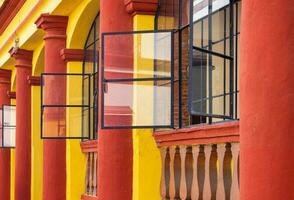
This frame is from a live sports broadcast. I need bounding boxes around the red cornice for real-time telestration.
[9,48,33,68]
[0,0,26,35]
[80,140,98,153]
[60,49,85,62]
[35,13,68,40]
[7,91,16,99]
[154,121,240,147]
[124,0,158,16]
[0,69,11,84]
[27,76,40,86]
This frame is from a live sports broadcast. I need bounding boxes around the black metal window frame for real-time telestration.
[155,0,240,128]
[188,0,239,123]
[82,13,99,140]
[101,29,175,129]
[0,104,16,148]
[41,73,91,140]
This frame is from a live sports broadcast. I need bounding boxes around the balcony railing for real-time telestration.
[81,140,98,199]
[154,121,239,200]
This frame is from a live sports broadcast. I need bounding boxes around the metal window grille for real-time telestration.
[101,30,174,129]
[155,0,240,127]
[0,105,16,148]
[82,13,99,140]
[41,73,91,139]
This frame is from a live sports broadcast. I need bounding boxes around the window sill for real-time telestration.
[80,140,98,153]
[153,120,239,146]
[81,194,98,200]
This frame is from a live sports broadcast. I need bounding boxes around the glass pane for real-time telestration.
[103,80,171,127]
[42,74,90,106]
[42,107,89,139]
[189,49,232,118]
[1,106,16,148]
[3,127,15,147]
[156,0,179,30]
[193,0,229,22]
[103,32,172,80]
[3,105,16,127]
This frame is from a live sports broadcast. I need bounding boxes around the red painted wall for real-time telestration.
[98,0,133,200]
[240,0,294,199]
[0,70,11,200]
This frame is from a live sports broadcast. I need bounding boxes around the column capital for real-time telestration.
[60,48,85,62]
[27,76,41,86]
[0,69,11,84]
[124,0,158,16]
[9,48,33,69]
[7,91,16,99]
[35,13,68,40]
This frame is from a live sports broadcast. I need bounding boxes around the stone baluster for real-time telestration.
[216,144,226,200]
[93,152,98,195]
[203,145,212,200]
[230,143,240,200]
[160,147,168,200]
[169,146,176,200]
[179,146,187,200]
[191,145,200,200]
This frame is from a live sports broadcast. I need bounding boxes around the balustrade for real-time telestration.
[160,143,239,200]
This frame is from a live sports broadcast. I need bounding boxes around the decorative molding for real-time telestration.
[154,121,239,147]
[80,140,98,153]
[7,91,16,99]
[35,13,68,40]
[0,69,11,84]
[0,0,26,35]
[124,0,158,16]
[27,76,41,86]
[60,48,85,62]
[9,48,33,68]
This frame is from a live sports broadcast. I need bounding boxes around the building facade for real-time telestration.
[0,0,293,200]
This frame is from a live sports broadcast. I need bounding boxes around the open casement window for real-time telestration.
[188,0,240,123]
[41,73,91,139]
[0,105,16,148]
[101,30,174,129]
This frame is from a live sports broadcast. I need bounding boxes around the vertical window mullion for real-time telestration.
[208,0,213,124]
[235,2,239,119]
[178,0,182,128]
[223,8,227,118]
[229,0,234,119]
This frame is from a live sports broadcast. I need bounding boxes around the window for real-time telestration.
[155,0,240,127]
[101,30,174,129]
[41,73,90,139]
[82,14,99,139]
[0,105,16,148]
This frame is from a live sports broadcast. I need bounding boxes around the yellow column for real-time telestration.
[10,98,16,200]
[132,15,161,200]
[30,42,44,200]
[66,62,86,200]
[31,85,43,200]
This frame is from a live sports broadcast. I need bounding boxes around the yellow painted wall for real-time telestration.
[31,85,43,200]
[10,99,16,200]
[31,42,44,200]
[65,1,99,199]
[66,61,87,200]
[132,15,161,200]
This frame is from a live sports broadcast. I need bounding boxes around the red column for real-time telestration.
[0,69,11,200]
[98,1,133,200]
[35,14,68,200]
[240,1,294,199]
[10,49,32,200]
